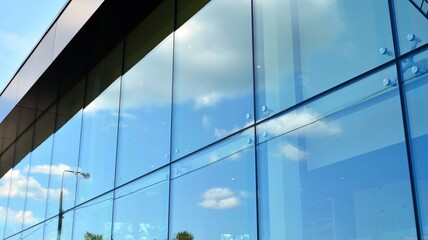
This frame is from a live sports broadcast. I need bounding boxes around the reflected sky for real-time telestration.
[170,147,257,240]
[0,0,67,91]
[254,0,394,119]
[172,0,254,160]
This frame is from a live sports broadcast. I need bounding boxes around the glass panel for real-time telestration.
[254,0,394,120]
[4,154,31,238]
[113,168,169,240]
[172,0,254,160]
[72,193,113,240]
[24,135,53,226]
[170,137,257,239]
[24,107,56,226]
[76,78,120,204]
[46,78,84,219]
[44,211,73,240]
[116,0,174,185]
[0,147,14,239]
[20,222,44,240]
[402,49,428,238]
[393,0,428,55]
[257,66,417,239]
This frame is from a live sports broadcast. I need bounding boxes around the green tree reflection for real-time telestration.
[84,231,103,240]
[174,231,194,240]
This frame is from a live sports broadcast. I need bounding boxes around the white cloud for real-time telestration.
[198,187,246,210]
[214,121,253,139]
[281,143,308,161]
[27,163,72,176]
[202,115,211,128]
[0,169,65,201]
[0,206,38,225]
[263,108,341,137]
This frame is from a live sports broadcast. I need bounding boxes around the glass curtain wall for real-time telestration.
[0,0,427,239]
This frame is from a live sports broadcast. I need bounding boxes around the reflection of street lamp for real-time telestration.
[57,170,90,240]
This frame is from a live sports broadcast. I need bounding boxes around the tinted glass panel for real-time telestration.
[254,0,394,120]
[77,79,120,204]
[170,132,257,240]
[393,0,428,55]
[46,110,82,218]
[116,0,174,185]
[172,0,254,160]
[403,49,428,238]
[20,222,44,240]
[0,147,14,238]
[113,168,169,240]
[24,135,53,226]
[257,66,417,239]
[44,211,73,240]
[72,193,113,240]
[4,154,30,237]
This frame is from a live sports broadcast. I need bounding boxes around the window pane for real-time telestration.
[20,222,44,240]
[113,168,169,240]
[4,125,33,239]
[46,79,85,218]
[257,67,417,239]
[72,193,113,240]
[0,147,14,238]
[170,133,257,240]
[44,211,73,240]
[116,0,174,185]
[172,0,254,160]
[393,0,428,56]
[77,78,120,204]
[254,0,394,120]
[403,49,428,238]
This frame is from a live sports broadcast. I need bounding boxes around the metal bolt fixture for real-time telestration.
[379,47,387,55]
[247,138,252,144]
[411,66,419,74]
[383,78,392,86]
[262,105,267,112]
[407,33,415,41]
[262,131,268,137]
[246,113,251,120]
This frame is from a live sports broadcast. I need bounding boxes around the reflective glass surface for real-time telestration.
[113,168,169,240]
[23,136,53,226]
[20,222,44,240]
[170,133,257,240]
[254,0,394,120]
[72,193,113,240]
[76,79,120,204]
[4,154,30,237]
[403,49,428,238]
[393,0,428,56]
[116,0,174,185]
[45,111,82,218]
[46,79,84,219]
[172,0,254,160]
[257,66,417,239]
[0,147,14,239]
[44,211,73,240]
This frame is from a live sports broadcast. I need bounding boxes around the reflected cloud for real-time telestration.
[0,169,65,200]
[25,163,72,176]
[214,121,253,139]
[263,108,341,137]
[0,206,38,225]
[281,143,308,161]
[298,0,346,51]
[198,187,246,210]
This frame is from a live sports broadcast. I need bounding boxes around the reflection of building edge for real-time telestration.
[0,0,427,240]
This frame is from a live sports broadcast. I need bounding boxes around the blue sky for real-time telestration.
[0,0,67,92]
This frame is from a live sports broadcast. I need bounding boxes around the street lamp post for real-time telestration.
[57,170,90,240]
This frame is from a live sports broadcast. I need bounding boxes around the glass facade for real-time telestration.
[0,0,427,239]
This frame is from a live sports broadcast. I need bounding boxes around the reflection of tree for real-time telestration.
[174,231,194,240]
[84,231,103,240]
